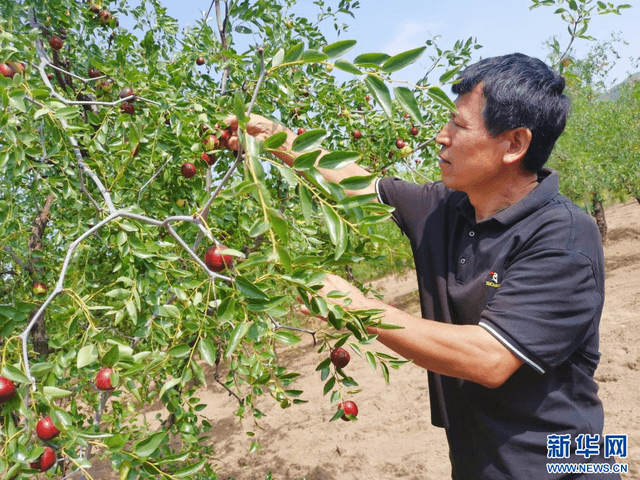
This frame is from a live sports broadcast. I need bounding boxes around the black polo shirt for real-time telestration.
[377,169,616,479]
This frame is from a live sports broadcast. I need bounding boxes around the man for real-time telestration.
[226,53,617,479]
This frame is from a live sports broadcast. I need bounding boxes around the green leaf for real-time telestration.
[315,358,332,371]
[439,66,462,84]
[361,213,393,225]
[159,377,180,398]
[339,174,377,191]
[226,180,257,198]
[322,39,357,58]
[304,167,333,197]
[329,408,345,422]
[192,361,205,385]
[376,322,405,330]
[321,204,341,247]
[364,75,393,117]
[43,386,73,399]
[335,219,348,260]
[249,219,271,237]
[235,275,269,300]
[381,361,390,385]
[217,297,235,323]
[274,331,301,345]
[198,338,217,366]
[293,150,321,170]
[125,300,137,322]
[29,362,54,378]
[134,432,166,458]
[394,86,423,124]
[337,194,378,209]
[312,296,329,318]
[226,322,250,359]
[365,351,377,371]
[263,131,287,149]
[8,91,27,113]
[77,344,99,369]
[318,151,361,170]
[267,208,288,242]
[334,59,362,75]
[102,345,120,368]
[104,433,128,450]
[50,409,73,428]
[34,108,50,119]
[323,376,336,396]
[427,86,457,113]
[292,129,327,152]
[2,365,30,384]
[353,52,391,67]
[381,46,426,73]
[234,91,248,123]
[175,459,207,477]
[155,304,181,318]
[301,49,329,63]
[299,185,313,224]
[167,344,191,359]
[105,288,130,300]
[284,42,304,63]
[272,48,285,68]
[275,243,292,271]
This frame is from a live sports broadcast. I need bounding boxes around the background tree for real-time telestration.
[547,32,639,240]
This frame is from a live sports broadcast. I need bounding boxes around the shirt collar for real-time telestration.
[455,168,560,227]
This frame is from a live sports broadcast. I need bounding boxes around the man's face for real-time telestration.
[436,84,510,195]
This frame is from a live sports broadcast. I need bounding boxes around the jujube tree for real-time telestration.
[0,0,464,477]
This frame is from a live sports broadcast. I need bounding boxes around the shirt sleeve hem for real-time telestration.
[375,177,403,231]
[479,321,546,374]
[375,177,385,203]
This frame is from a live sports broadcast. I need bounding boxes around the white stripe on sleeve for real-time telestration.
[479,322,546,374]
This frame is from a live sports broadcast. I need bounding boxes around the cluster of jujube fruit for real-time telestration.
[0,367,115,472]
[330,348,358,421]
[179,125,233,180]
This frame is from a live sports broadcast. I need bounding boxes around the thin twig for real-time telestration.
[138,154,174,204]
[80,391,110,472]
[268,315,317,345]
[555,14,583,67]
[214,349,243,404]
[215,0,231,94]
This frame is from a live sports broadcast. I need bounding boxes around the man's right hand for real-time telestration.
[224,113,379,198]
[224,114,295,164]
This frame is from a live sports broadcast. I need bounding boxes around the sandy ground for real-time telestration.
[93,200,640,480]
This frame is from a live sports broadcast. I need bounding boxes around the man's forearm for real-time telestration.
[350,296,522,388]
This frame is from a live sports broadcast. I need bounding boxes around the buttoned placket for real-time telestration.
[455,225,480,282]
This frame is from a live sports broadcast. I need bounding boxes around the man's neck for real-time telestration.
[470,172,539,223]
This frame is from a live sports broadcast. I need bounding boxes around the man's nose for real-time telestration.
[435,124,450,147]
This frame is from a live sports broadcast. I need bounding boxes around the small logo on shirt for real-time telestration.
[486,271,501,288]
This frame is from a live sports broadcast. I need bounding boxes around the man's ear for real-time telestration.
[502,127,532,165]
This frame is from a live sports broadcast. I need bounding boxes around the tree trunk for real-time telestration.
[30,310,52,356]
[636,197,640,205]
[28,194,56,356]
[592,195,607,242]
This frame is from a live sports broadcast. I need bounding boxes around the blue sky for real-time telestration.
[155,0,638,87]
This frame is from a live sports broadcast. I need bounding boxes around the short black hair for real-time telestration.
[452,53,571,172]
